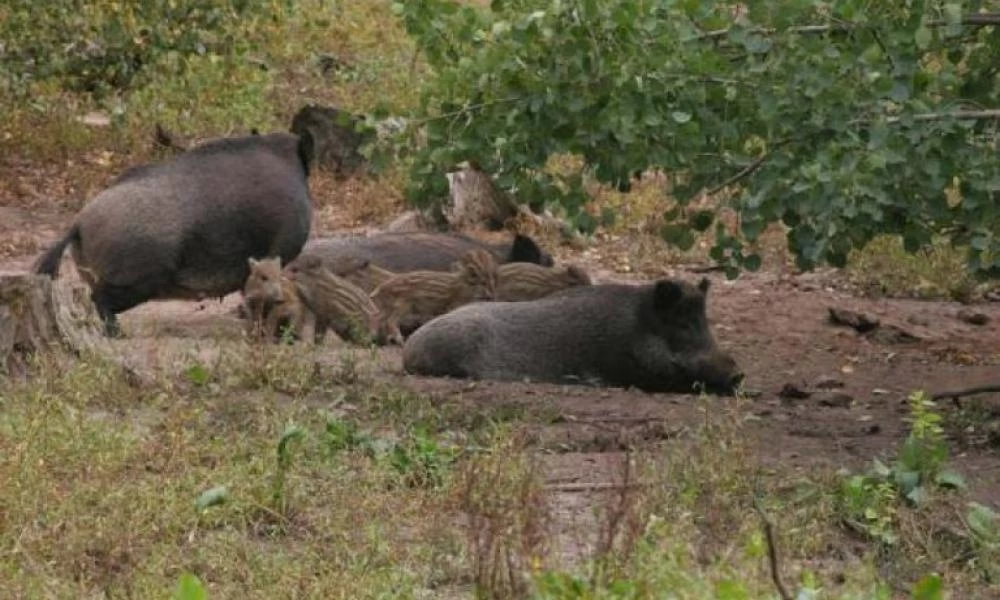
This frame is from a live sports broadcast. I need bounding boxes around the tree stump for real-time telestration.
[0,273,143,382]
[444,163,520,231]
[444,162,584,246]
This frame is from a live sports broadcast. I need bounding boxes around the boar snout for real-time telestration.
[696,353,744,396]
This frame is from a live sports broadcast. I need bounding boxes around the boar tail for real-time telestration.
[296,128,315,178]
[32,224,80,278]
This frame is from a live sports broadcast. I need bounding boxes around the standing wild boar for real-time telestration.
[496,262,593,302]
[370,248,499,345]
[291,231,554,275]
[402,278,744,395]
[32,131,315,336]
[287,255,383,345]
[242,257,317,343]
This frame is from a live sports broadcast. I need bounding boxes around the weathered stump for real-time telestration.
[444,162,583,247]
[0,273,143,382]
[444,163,519,231]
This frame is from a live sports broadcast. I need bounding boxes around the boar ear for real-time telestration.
[248,257,259,268]
[698,277,710,295]
[653,280,684,311]
[568,265,592,284]
[509,234,543,264]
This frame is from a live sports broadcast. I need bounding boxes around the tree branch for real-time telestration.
[696,13,1000,41]
[705,152,770,197]
[414,96,523,126]
[753,497,793,600]
[698,109,1000,199]
[931,384,1000,401]
[885,109,1000,124]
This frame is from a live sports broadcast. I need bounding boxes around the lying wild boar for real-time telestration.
[370,249,499,345]
[32,131,315,336]
[402,278,744,395]
[243,257,316,343]
[496,262,592,302]
[325,256,394,294]
[292,231,554,275]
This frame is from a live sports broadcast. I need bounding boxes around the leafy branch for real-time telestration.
[397,0,1000,277]
[696,13,1000,41]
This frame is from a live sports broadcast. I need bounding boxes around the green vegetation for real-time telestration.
[396,0,1000,278]
[0,0,423,160]
[3,348,996,597]
[2,1,999,598]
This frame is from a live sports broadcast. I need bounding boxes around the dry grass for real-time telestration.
[2,348,997,598]
[1,1,998,598]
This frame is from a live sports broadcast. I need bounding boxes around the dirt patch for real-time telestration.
[3,169,999,575]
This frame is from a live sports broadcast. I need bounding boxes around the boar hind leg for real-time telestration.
[90,279,166,338]
[381,308,405,346]
[297,310,318,345]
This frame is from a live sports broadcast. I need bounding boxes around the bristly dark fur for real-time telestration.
[29,131,314,337]
[292,231,554,275]
[403,278,744,395]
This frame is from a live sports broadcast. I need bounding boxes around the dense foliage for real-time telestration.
[395,0,1000,276]
[0,0,290,99]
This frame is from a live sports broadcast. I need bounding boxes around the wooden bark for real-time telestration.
[445,163,519,231]
[444,163,582,245]
[0,274,144,383]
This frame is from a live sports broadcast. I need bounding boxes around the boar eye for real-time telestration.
[261,275,269,282]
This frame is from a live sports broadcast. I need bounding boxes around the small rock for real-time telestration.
[815,375,845,389]
[956,309,990,326]
[872,388,890,395]
[867,324,921,344]
[779,383,811,400]
[78,111,111,127]
[816,392,854,408]
[828,307,880,333]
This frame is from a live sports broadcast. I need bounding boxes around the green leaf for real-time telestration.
[871,458,891,478]
[935,470,966,490]
[185,363,210,386]
[742,253,762,272]
[889,82,911,102]
[670,111,692,124]
[689,209,714,232]
[195,486,228,511]
[173,573,208,600]
[715,579,749,599]
[966,502,999,542]
[661,223,696,251]
[914,25,932,50]
[942,4,963,36]
[911,573,943,600]
[904,484,927,506]
[970,235,990,251]
[277,424,305,465]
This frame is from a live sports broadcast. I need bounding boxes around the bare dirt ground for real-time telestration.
[3,182,999,564]
[0,175,1000,592]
